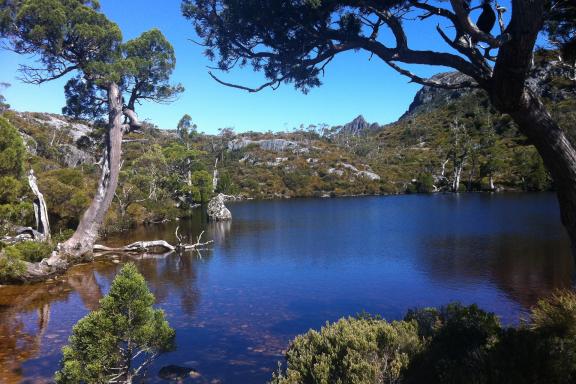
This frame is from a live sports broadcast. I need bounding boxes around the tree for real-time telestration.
[0,82,10,113]
[176,113,197,146]
[448,119,471,192]
[544,0,576,78]
[183,0,576,255]
[0,1,183,272]
[54,263,175,384]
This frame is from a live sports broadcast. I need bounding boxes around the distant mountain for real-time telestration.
[400,72,475,120]
[400,53,576,121]
[332,115,381,136]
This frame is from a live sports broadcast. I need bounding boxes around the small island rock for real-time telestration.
[207,193,232,221]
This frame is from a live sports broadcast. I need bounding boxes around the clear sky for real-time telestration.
[0,0,512,134]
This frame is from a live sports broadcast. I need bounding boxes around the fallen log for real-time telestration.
[92,231,213,256]
[93,240,175,254]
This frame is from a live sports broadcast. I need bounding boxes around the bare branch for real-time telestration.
[208,71,285,93]
[18,64,78,84]
[385,60,478,89]
[449,0,510,47]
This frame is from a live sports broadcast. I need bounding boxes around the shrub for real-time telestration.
[0,247,26,281]
[0,176,24,204]
[271,316,422,384]
[0,116,25,177]
[528,290,576,383]
[405,303,501,384]
[10,241,53,262]
[55,263,175,383]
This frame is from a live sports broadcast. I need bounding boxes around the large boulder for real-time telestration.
[207,193,232,221]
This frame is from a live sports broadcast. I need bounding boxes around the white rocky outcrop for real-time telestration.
[207,193,232,221]
[228,138,299,152]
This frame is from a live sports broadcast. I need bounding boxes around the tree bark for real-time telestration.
[486,0,576,255]
[27,170,50,241]
[61,82,125,258]
[508,90,576,253]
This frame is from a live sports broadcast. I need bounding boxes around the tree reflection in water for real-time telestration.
[0,266,104,383]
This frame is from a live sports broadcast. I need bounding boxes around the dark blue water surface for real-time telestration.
[0,193,573,383]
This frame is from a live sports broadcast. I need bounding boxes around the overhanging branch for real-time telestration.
[385,60,478,89]
[208,71,285,93]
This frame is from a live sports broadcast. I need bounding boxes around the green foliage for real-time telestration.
[0,246,26,281]
[406,303,501,384]
[273,293,576,384]
[0,176,24,204]
[10,241,53,262]
[271,316,422,384]
[544,0,576,63]
[55,263,175,384]
[410,173,434,193]
[122,28,184,107]
[190,170,212,203]
[0,115,25,177]
[0,202,34,232]
[39,168,91,229]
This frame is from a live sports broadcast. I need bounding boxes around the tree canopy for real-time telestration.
[55,263,175,383]
[182,0,504,93]
[1,0,183,118]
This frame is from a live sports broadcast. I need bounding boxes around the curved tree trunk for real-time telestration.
[508,90,576,253]
[60,82,125,258]
[486,0,576,256]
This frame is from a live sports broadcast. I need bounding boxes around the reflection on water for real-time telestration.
[0,193,572,383]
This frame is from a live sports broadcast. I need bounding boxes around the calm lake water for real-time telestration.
[0,193,573,383]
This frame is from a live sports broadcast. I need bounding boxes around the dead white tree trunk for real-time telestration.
[212,157,219,192]
[27,170,50,241]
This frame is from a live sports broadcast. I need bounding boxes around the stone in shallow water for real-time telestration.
[158,365,200,381]
[207,193,232,221]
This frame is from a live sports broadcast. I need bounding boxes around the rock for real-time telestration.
[332,115,381,137]
[158,365,200,381]
[357,170,381,181]
[207,193,232,221]
[228,138,299,152]
[32,114,93,141]
[400,72,475,120]
[58,143,95,168]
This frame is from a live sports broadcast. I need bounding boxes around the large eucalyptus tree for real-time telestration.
[0,0,183,278]
[183,0,576,254]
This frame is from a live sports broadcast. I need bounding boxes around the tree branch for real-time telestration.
[449,0,510,47]
[385,60,478,89]
[208,71,285,93]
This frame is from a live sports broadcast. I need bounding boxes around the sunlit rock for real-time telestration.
[207,193,232,221]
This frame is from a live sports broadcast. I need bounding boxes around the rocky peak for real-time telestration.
[338,115,379,136]
[400,55,575,120]
[400,72,475,120]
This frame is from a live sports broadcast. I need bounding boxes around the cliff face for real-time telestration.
[400,58,575,121]
[400,72,476,120]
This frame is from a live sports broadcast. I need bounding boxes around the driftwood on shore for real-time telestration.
[92,228,213,256]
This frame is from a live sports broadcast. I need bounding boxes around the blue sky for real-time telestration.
[0,1,511,134]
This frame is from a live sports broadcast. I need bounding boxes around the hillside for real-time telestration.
[0,53,574,237]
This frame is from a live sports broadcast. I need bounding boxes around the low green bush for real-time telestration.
[270,316,422,384]
[11,241,53,262]
[272,292,576,384]
[0,247,26,281]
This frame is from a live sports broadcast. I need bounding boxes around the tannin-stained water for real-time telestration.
[0,193,572,383]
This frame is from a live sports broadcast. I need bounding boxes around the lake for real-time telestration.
[0,193,573,383]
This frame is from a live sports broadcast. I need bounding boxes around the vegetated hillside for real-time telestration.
[333,52,575,194]
[0,51,573,237]
[0,109,384,237]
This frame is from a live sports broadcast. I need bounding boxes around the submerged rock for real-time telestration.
[158,365,200,381]
[207,193,232,221]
